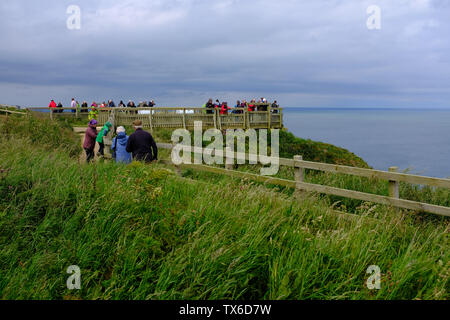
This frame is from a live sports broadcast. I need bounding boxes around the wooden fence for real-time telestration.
[155,143,450,217]
[25,107,283,130]
[0,109,27,116]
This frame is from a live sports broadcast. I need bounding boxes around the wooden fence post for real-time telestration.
[388,166,399,198]
[279,108,282,128]
[267,106,271,129]
[183,108,186,129]
[246,109,250,129]
[50,109,53,120]
[149,110,153,133]
[218,109,222,131]
[294,155,304,183]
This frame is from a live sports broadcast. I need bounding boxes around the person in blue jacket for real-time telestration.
[111,126,132,164]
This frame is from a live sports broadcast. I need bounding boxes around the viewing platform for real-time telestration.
[25,106,284,130]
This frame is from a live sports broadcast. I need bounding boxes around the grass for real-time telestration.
[0,115,448,300]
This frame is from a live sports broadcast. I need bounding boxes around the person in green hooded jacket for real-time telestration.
[96,121,112,157]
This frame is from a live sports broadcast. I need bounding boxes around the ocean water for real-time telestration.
[283,108,450,178]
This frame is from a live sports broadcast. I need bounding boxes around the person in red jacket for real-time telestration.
[83,119,98,163]
[49,100,57,113]
[248,99,256,112]
[220,102,230,115]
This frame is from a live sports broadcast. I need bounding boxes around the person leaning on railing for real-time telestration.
[205,99,214,114]
[220,102,231,115]
[81,101,88,113]
[248,99,256,112]
[271,101,279,114]
[48,99,57,113]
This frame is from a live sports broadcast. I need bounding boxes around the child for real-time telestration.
[96,121,112,157]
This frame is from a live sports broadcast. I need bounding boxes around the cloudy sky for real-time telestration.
[0,0,449,108]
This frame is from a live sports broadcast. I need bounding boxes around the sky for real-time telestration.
[0,0,449,108]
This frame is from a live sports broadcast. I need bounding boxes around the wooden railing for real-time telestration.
[0,106,28,117]
[155,143,450,217]
[25,107,284,130]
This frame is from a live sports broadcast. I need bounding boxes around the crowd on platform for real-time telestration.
[48,99,156,113]
[48,97,280,116]
[203,97,279,115]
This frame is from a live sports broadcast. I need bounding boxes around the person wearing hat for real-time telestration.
[126,120,158,163]
[111,126,132,164]
[83,119,98,163]
[96,121,113,157]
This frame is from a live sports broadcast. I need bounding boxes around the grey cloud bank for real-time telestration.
[0,0,449,108]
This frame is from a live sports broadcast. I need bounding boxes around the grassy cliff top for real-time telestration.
[278,130,369,168]
[0,115,447,300]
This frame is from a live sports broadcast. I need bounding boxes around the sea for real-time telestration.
[283,108,450,178]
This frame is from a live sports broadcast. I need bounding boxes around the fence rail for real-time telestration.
[156,143,450,217]
[0,109,27,116]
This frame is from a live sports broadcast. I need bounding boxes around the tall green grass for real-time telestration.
[0,117,448,300]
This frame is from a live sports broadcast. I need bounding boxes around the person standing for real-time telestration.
[96,121,112,157]
[248,99,256,112]
[57,102,63,113]
[126,120,158,163]
[81,101,88,113]
[111,126,132,164]
[49,99,57,113]
[220,102,230,115]
[205,99,214,114]
[71,98,76,113]
[271,100,279,114]
[89,102,98,120]
[83,120,98,163]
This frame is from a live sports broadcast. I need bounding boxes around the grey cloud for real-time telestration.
[0,0,449,108]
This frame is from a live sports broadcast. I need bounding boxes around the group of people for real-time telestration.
[50,97,279,117]
[48,99,157,113]
[83,119,158,164]
[203,97,279,114]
